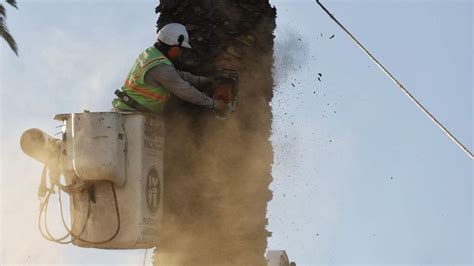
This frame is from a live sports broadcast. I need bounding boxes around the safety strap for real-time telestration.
[114,89,152,113]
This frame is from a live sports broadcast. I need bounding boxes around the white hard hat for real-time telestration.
[157,23,192,49]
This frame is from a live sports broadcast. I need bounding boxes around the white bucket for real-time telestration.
[61,112,164,249]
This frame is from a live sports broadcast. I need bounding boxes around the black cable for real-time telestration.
[57,189,90,244]
[56,182,121,245]
[315,0,473,159]
[38,168,117,245]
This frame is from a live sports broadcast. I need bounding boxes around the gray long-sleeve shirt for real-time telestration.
[144,64,214,108]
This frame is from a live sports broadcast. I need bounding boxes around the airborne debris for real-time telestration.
[329,34,335,39]
[291,83,295,87]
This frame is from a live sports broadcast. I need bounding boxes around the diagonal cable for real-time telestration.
[315,0,473,159]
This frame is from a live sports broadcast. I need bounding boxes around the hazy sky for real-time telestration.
[1,0,472,265]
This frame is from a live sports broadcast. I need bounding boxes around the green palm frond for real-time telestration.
[1,1,18,55]
[6,0,17,9]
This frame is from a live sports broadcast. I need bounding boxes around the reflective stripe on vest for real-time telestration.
[118,46,173,112]
[124,79,167,101]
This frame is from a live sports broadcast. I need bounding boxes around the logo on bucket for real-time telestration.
[146,166,161,214]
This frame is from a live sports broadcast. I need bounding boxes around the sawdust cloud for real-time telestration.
[155,67,274,265]
[153,21,274,266]
[151,1,276,265]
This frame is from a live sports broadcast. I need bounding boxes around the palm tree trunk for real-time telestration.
[153,1,276,265]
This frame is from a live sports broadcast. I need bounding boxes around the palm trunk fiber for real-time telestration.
[153,1,276,265]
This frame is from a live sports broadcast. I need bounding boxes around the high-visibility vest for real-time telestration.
[112,46,173,113]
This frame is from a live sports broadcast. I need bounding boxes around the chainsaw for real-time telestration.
[211,68,239,120]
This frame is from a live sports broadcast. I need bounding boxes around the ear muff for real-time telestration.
[168,46,182,58]
[177,35,184,47]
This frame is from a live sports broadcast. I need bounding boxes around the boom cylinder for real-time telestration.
[20,128,61,165]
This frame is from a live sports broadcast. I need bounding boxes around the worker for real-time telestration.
[112,23,229,113]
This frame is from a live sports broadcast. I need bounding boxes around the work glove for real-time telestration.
[213,99,232,119]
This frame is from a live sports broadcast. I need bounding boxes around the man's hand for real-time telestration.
[213,99,231,113]
[213,99,234,119]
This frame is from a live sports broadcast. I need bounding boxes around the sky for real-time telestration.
[1,0,472,265]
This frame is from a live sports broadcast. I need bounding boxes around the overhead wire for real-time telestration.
[315,0,473,160]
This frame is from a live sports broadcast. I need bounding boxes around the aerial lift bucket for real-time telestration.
[21,112,164,249]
